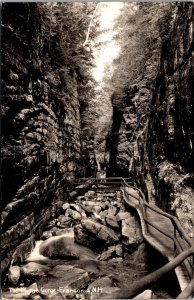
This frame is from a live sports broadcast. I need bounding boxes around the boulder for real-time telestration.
[110,200,118,206]
[69,191,77,198]
[39,265,90,298]
[97,248,115,261]
[65,208,82,221]
[122,217,143,247]
[108,257,122,263]
[99,210,108,220]
[45,219,57,230]
[133,243,148,264]
[76,196,85,201]
[90,215,104,224]
[116,211,133,222]
[98,245,123,260]
[62,203,70,211]
[116,191,122,197]
[58,214,65,221]
[29,293,43,300]
[21,262,51,278]
[39,235,96,260]
[81,219,119,245]
[41,231,53,240]
[7,265,21,285]
[116,202,123,208]
[87,190,96,197]
[94,201,107,209]
[70,204,86,217]
[57,216,72,228]
[107,206,117,216]
[93,205,102,214]
[133,289,154,299]
[81,204,93,214]
[84,191,95,199]
[103,193,115,197]
[39,236,79,259]
[105,200,110,208]
[106,215,119,229]
[88,276,115,291]
[83,200,96,207]
[96,196,104,202]
[74,225,100,250]
[115,244,123,257]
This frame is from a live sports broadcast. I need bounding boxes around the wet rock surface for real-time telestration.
[2,188,175,299]
[39,236,97,260]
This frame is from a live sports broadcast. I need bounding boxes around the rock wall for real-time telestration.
[107,3,193,236]
[1,3,83,273]
[135,3,194,235]
[107,76,151,178]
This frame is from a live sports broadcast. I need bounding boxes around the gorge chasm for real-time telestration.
[1,2,194,298]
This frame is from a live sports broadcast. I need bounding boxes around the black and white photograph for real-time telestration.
[1,1,194,299]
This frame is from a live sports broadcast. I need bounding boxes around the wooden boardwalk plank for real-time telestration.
[122,187,191,291]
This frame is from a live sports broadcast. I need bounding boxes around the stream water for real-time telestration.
[3,190,180,299]
[3,227,178,300]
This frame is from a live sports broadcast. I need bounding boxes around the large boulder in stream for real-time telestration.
[39,235,96,260]
[81,218,119,245]
[74,225,103,250]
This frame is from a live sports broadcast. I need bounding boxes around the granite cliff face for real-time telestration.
[109,3,194,235]
[1,3,88,273]
[144,3,194,235]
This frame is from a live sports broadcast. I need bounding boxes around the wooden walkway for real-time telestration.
[121,184,193,292]
[74,176,193,295]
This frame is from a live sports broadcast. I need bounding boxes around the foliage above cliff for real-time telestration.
[35,3,96,71]
[110,2,176,107]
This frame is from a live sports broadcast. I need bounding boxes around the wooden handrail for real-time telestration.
[143,202,192,247]
[144,217,175,241]
[122,179,192,245]
[121,177,193,283]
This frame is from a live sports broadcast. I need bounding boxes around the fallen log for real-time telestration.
[107,246,194,299]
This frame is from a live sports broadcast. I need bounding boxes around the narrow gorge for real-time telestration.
[1,2,194,300]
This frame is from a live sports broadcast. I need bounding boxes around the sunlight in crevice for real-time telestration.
[92,2,124,83]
